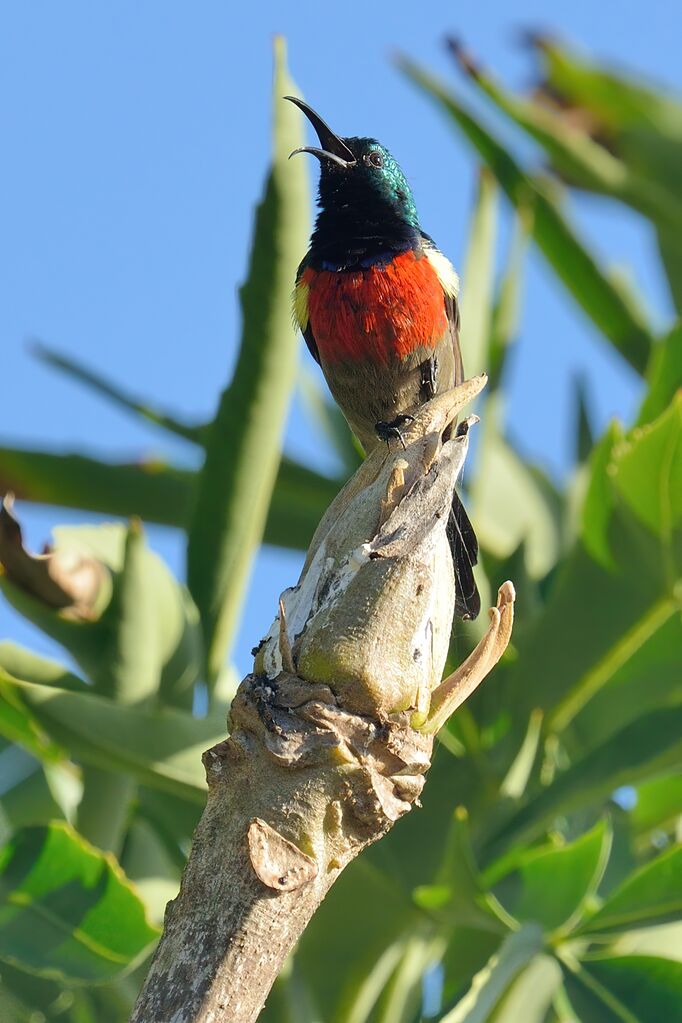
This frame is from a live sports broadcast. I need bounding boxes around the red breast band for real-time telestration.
[304,250,447,364]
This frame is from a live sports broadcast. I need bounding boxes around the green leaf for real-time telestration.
[295,857,418,1023]
[399,59,655,373]
[573,375,595,463]
[0,446,193,525]
[75,765,135,856]
[31,341,204,445]
[120,818,180,926]
[580,421,625,570]
[0,667,223,802]
[496,394,682,745]
[0,764,72,832]
[0,822,158,983]
[630,775,682,837]
[0,446,340,552]
[492,820,611,933]
[471,397,563,579]
[0,644,88,693]
[439,923,543,1022]
[567,607,682,763]
[487,954,560,1023]
[414,807,510,932]
[532,36,682,139]
[449,43,682,236]
[578,844,682,936]
[561,954,682,1023]
[460,168,498,378]
[374,932,445,1023]
[484,706,682,863]
[0,678,66,765]
[186,38,311,684]
[637,324,682,427]
[0,521,203,710]
[610,393,682,541]
[656,228,682,315]
[488,213,528,392]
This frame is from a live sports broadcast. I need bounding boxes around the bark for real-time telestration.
[130,377,514,1023]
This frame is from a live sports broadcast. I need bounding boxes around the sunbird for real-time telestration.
[288,98,480,619]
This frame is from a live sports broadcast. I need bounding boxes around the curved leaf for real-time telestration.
[0,667,223,802]
[492,820,612,933]
[0,822,158,983]
[561,954,682,1023]
[578,844,682,936]
[482,708,682,862]
[439,924,543,1022]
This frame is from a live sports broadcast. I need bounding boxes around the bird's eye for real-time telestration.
[365,151,384,168]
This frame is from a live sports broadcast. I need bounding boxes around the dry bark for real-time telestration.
[129,377,515,1023]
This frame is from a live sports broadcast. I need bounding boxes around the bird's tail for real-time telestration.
[447,491,481,620]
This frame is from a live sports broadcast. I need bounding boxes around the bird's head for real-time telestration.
[286,97,420,229]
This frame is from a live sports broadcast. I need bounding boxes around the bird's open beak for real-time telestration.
[284,97,356,169]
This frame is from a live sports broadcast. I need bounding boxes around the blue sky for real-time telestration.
[1,2,676,678]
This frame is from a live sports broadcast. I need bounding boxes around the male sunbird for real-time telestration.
[288,98,480,619]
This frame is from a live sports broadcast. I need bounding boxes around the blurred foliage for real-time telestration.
[1,33,681,1023]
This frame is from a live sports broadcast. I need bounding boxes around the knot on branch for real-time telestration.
[214,672,433,835]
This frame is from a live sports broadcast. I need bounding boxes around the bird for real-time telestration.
[287,97,480,620]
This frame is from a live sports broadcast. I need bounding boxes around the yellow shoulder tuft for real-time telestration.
[292,277,310,332]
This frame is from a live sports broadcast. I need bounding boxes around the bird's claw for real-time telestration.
[374,415,415,450]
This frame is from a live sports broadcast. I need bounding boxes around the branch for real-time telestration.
[129,376,515,1023]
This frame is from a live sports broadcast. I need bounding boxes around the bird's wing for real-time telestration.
[422,234,480,619]
[293,261,321,365]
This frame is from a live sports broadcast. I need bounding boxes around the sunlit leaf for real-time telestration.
[399,58,655,373]
[492,820,611,933]
[481,709,682,863]
[448,40,682,236]
[611,394,682,539]
[187,38,311,684]
[0,446,341,552]
[0,521,202,710]
[459,168,498,378]
[630,775,682,838]
[578,844,682,936]
[438,923,543,1022]
[561,954,682,1023]
[0,822,158,983]
[0,667,223,802]
[637,324,682,427]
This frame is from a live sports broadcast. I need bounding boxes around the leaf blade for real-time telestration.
[0,822,158,983]
[186,39,311,684]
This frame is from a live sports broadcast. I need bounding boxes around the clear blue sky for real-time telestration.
[1,2,676,678]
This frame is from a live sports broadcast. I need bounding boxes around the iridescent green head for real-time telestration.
[285,97,420,232]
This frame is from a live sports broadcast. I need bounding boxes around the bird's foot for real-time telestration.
[374,414,415,450]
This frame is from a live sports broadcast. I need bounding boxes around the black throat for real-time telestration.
[308,169,423,271]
